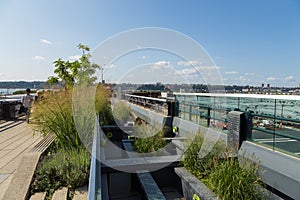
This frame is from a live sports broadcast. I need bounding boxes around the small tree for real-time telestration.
[48,43,99,88]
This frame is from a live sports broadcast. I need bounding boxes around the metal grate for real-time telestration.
[29,134,56,153]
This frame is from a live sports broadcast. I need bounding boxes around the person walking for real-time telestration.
[22,88,34,123]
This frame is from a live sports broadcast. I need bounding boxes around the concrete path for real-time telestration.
[0,120,43,200]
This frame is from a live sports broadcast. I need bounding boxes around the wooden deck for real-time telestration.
[0,119,43,200]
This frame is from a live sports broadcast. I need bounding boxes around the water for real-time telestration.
[0,88,26,95]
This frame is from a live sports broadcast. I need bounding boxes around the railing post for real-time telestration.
[207,107,211,127]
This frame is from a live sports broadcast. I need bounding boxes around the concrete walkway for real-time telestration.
[0,120,43,200]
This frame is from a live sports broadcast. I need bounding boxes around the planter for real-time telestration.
[175,167,219,200]
[175,167,284,200]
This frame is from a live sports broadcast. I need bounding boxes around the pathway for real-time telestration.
[0,119,43,200]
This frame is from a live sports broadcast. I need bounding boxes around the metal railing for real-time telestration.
[124,94,168,115]
[88,114,102,200]
[174,93,300,157]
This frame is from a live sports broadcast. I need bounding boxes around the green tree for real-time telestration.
[47,43,99,88]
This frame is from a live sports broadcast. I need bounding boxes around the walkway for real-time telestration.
[0,119,43,200]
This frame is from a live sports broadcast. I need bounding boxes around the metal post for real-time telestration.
[207,107,211,127]
[273,99,277,150]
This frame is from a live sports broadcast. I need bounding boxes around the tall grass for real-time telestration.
[207,154,264,200]
[132,123,167,154]
[31,85,112,150]
[182,132,264,200]
[32,90,80,149]
[182,132,225,179]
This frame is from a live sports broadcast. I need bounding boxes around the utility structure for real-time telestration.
[100,64,105,84]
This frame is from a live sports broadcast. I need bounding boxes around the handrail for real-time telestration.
[88,114,102,200]
[125,94,167,102]
[251,113,300,123]
[252,126,300,141]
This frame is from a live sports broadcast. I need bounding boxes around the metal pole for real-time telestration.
[273,99,277,150]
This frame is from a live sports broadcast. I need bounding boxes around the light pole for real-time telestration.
[100,64,105,84]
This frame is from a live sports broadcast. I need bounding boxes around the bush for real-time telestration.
[31,148,91,198]
[182,132,264,200]
[182,132,225,179]
[31,85,112,149]
[112,101,132,122]
[31,90,81,149]
[207,155,264,200]
[132,123,167,154]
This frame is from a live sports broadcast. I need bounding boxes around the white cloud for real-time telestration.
[69,54,81,61]
[152,61,172,69]
[175,66,220,75]
[177,60,202,66]
[244,72,255,76]
[285,75,294,81]
[34,55,45,60]
[140,55,148,59]
[267,77,277,81]
[40,39,52,45]
[225,71,238,75]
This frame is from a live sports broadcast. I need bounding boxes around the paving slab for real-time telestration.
[0,122,44,200]
[0,173,13,200]
[29,192,46,200]
[2,153,40,200]
[52,187,68,200]
[73,185,88,200]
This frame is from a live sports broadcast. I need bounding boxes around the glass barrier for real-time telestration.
[175,94,300,158]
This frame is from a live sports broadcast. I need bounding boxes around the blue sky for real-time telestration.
[0,0,299,87]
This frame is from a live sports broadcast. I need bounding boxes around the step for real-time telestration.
[29,192,46,200]
[73,185,88,200]
[52,187,68,200]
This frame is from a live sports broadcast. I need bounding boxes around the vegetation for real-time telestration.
[31,90,81,149]
[207,155,264,200]
[132,123,167,154]
[31,148,91,199]
[13,89,37,95]
[182,132,224,179]
[182,132,264,200]
[47,43,99,88]
[30,43,113,199]
[112,101,131,122]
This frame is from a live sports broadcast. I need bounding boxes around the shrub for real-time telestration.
[31,85,111,149]
[31,148,91,198]
[207,155,264,200]
[182,132,264,200]
[132,123,167,154]
[182,132,225,179]
[112,101,132,122]
[31,90,81,149]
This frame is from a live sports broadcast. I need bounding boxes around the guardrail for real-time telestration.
[88,114,102,200]
[124,94,171,115]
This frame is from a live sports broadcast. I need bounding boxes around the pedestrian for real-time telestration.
[22,88,34,123]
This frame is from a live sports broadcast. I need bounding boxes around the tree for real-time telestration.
[47,44,99,88]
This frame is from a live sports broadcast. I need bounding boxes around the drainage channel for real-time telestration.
[97,124,184,200]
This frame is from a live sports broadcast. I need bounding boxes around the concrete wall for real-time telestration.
[128,103,300,199]
[239,141,300,200]
[128,103,227,144]
[128,103,166,126]
[172,117,227,144]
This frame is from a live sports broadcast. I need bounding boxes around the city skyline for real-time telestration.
[0,0,299,87]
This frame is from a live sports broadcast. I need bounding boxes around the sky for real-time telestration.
[0,0,299,87]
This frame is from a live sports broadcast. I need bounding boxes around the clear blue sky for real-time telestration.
[0,0,299,87]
